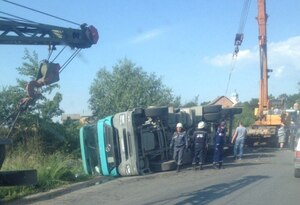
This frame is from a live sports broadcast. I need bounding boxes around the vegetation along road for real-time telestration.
[9,147,299,205]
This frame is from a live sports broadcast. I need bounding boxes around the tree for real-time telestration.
[0,49,64,152]
[234,102,256,127]
[89,59,180,118]
[183,95,199,107]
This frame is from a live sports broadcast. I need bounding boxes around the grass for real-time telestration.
[0,144,91,202]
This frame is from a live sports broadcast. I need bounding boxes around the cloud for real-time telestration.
[204,36,300,76]
[268,36,300,77]
[273,66,284,78]
[204,49,256,68]
[130,28,166,44]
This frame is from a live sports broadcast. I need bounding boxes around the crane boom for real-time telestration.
[257,0,268,117]
[0,18,99,111]
[247,0,286,147]
[0,19,98,48]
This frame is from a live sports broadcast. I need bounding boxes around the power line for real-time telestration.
[2,0,80,26]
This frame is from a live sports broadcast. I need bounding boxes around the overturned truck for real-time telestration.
[80,105,242,177]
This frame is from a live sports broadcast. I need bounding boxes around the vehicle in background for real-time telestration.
[80,105,242,177]
[294,138,300,178]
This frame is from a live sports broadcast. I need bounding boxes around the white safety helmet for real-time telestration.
[198,121,205,129]
[176,123,183,128]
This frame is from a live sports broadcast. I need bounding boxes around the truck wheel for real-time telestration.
[145,106,168,118]
[0,145,5,170]
[0,169,37,186]
[294,169,300,178]
[149,160,176,172]
[203,105,222,114]
[203,112,221,122]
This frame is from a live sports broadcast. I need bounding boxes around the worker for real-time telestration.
[190,121,208,170]
[213,121,227,169]
[278,123,286,150]
[170,123,188,172]
[231,121,247,160]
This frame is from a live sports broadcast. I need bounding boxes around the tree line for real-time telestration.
[1,50,299,154]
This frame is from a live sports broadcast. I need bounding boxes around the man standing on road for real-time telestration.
[170,123,188,172]
[190,121,208,170]
[278,123,286,150]
[231,121,247,160]
[213,121,227,169]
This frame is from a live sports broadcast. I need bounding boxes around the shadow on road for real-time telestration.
[204,147,277,165]
[146,175,269,205]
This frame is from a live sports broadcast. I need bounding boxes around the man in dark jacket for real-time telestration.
[191,121,208,170]
[170,123,188,172]
[213,121,227,169]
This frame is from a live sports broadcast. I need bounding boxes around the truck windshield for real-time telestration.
[80,125,101,175]
[98,117,120,176]
[104,124,119,171]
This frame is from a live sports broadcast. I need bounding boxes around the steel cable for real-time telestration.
[224,0,252,96]
[2,0,80,26]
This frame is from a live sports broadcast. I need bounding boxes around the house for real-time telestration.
[209,96,235,108]
[61,114,91,124]
[209,91,240,108]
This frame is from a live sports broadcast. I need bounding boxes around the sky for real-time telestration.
[1,0,300,116]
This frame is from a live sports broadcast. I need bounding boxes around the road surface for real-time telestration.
[9,147,299,205]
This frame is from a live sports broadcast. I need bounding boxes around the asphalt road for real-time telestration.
[8,147,299,205]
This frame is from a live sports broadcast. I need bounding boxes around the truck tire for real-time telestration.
[294,168,300,178]
[203,105,222,114]
[203,112,221,122]
[145,106,168,118]
[149,160,176,172]
[0,169,37,186]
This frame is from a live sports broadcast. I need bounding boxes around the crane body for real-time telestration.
[0,16,99,186]
[246,0,292,146]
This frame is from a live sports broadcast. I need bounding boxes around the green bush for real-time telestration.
[0,143,90,201]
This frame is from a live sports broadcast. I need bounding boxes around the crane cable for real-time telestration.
[59,49,82,73]
[0,11,36,24]
[1,0,81,26]
[224,0,252,96]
